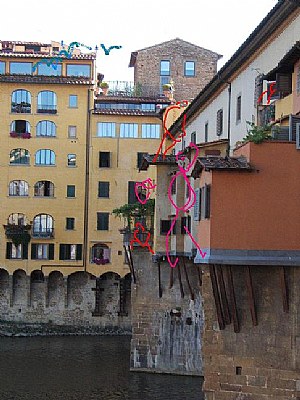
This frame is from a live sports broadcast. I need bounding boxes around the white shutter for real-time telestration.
[296,123,300,150]
[193,188,200,221]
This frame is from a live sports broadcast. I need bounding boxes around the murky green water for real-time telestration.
[0,336,204,400]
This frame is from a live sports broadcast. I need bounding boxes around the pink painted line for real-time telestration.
[184,226,207,259]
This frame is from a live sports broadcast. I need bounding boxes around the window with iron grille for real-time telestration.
[216,109,223,136]
[97,212,109,231]
[98,181,110,198]
[99,152,111,168]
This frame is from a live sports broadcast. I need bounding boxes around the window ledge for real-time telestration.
[34,164,56,167]
[66,197,76,199]
[9,164,30,167]
[8,195,29,198]
[34,196,56,199]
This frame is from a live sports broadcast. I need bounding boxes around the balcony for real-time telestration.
[96,81,168,99]
[11,103,31,113]
[10,131,31,139]
[32,228,54,239]
[4,223,31,246]
[37,105,57,114]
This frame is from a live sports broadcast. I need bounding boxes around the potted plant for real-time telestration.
[10,131,19,138]
[100,81,109,95]
[21,132,31,139]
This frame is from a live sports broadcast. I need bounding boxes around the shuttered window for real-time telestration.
[276,73,292,96]
[98,181,110,198]
[59,244,82,260]
[97,212,109,230]
[204,185,211,219]
[99,152,111,168]
[193,188,201,221]
[6,243,28,259]
[31,243,54,260]
[216,109,223,136]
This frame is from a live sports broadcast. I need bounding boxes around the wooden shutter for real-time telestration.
[76,244,82,260]
[31,244,37,259]
[22,243,28,260]
[6,242,12,259]
[289,114,300,142]
[128,181,136,204]
[254,75,263,106]
[48,244,54,260]
[204,185,211,219]
[59,244,66,260]
[193,188,200,221]
[276,73,292,95]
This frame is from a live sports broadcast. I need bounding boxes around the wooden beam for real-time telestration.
[209,264,225,330]
[279,266,289,313]
[158,261,162,298]
[245,266,257,326]
[177,262,185,298]
[215,265,231,325]
[181,257,194,300]
[227,266,240,333]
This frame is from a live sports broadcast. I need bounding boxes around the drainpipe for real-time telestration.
[227,82,232,157]
[83,89,92,271]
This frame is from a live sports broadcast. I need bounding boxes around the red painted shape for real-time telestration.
[130,222,154,254]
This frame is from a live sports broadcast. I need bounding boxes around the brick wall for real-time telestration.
[134,39,220,101]
[201,265,300,400]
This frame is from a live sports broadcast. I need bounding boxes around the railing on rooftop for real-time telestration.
[100,81,166,99]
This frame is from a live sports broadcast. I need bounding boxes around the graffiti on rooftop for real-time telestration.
[32,41,122,72]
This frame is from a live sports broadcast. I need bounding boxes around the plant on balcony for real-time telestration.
[10,131,19,138]
[4,224,31,246]
[243,121,273,144]
[93,257,110,265]
[21,132,31,139]
[162,83,172,91]
[112,199,155,232]
[100,81,109,88]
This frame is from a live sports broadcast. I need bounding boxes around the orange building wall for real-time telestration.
[209,142,300,250]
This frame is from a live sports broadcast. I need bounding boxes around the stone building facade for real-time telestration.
[129,38,222,101]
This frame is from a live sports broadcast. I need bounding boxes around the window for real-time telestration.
[9,180,28,196]
[160,60,170,76]
[236,95,241,123]
[97,122,116,137]
[7,212,28,226]
[181,216,191,234]
[97,212,109,230]
[141,124,160,139]
[99,152,111,168]
[11,90,31,113]
[32,214,54,238]
[59,244,82,260]
[67,185,75,198]
[205,122,208,143]
[69,95,77,108]
[120,123,138,138]
[35,149,56,165]
[171,176,176,195]
[37,91,57,113]
[191,131,196,144]
[10,148,30,165]
[91,243,111,264]
[98,182,110,198]
[193,188,201,221]
[66,64,91,77]
[216,109,223,136]
[31,243,54,260]
[37,64,62,76]
[34,181,54,197]
[160,220,171,235]
[67,154,76,167]
[184,61,195,77]
[137,152,148,169]
[204,185,211,219]
[66,218,75,230]
[36,121,56,137]
[6,243,28,259]
[0,61,5,74]
[68,126,77,138]
[141,103,156,112]
[10,62,32,75]
[10,120,31,136]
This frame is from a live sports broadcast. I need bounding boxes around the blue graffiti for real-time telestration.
[32,41,122,72]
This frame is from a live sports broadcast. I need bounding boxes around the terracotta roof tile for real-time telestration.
[191,156,253,178]
[93,109,159,116]
[0,52,96,59]
[0,75,93,85]
[139,154,177,171]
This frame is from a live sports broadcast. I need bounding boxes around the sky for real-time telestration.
[1,0,277,82]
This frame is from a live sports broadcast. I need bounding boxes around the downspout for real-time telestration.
[83,88,92,271]
[227,82,232,157]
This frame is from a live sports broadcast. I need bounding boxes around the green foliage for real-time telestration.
[243,121,272,144]
[112,199,155,230]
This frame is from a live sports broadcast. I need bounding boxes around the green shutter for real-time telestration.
[48,244,54,260]
[31,244,37,259]
[6,242,12,259]
[76,244,82,260]
[22,244,28,259]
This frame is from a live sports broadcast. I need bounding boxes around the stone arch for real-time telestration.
[30,270,45,308]
[119,273,132,317]
[67,271,94,313]
[48,271,65,309]
[0,268,10,309]
[12,269,28,307]
[94,272,121,317]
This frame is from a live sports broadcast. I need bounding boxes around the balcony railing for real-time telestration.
[37,106,57,114]
[10,132,31,139]
[32,228,54,239]
[98,81,167,99]
[11,104,31,113]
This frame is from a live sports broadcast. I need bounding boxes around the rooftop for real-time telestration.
[191,156,254,178]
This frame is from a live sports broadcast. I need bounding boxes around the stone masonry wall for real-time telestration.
[130,251,204,375]
[134,38,220,101]
[201,265,300,400]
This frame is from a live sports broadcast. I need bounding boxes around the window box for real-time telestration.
[10,131,19,138]
[37,109,57,114]
[21,132,31,139]
[93,257,110,265]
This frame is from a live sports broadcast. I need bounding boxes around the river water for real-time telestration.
[0,336,204,400]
